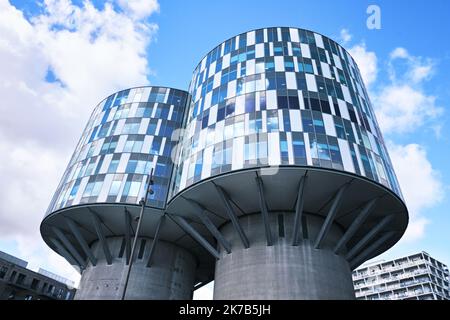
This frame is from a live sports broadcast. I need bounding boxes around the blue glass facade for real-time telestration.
[41,28,408,300]
[46,86,188,214]
[169,27,402,199]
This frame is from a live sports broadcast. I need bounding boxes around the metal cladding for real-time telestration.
[41,27,409,300]
[46,86,188,213]
[170,27,402,198]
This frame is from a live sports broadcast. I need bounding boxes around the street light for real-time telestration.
[121,168,154,300]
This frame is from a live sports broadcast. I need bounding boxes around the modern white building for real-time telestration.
[353,252,450,300]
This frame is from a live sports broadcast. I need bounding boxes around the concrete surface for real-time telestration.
[213,212,355,300]
[75,237,196,300]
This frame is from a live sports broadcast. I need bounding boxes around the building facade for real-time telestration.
[0,251,75,300]
[353,252,450,300]
[41,27,409,300]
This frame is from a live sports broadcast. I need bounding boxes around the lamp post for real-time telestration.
[121,168,154,300]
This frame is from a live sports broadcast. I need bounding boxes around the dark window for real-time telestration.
[277,95,288,109]
[265,57,275,72]
[288,96,300,109]
[202,115,209,129]
[47,284,54,294]
[343,119,355,143]
[281,27,290,41]
[9,271,17,282]
[318,48,327,63]
[266,72,276,90]
[0,266,7,279]
[310,98,321,112]
[267,27,278,42]
[211,88,219,106]
[16,273,26,285]
[292,43,301,56]
[334,102,341,117]
[348,106,358,123]
[334,117,346,139]
[118,238,126,259]
[256,29,264,43]
[302,215,309,239]
[292,133,306,159]
[301,110,314,133]
[217,106,225,122]
[284,57,295,71]
[278,214,285,238]
[276,72,287,90]
[304,60,314,74]
[296,75,307,91]
[239,33,247,49]
[31,278,39,290]
[138,239,147,259]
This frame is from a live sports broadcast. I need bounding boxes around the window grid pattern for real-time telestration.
[352,252,450,300]
[170,27,402,199]
[46,87,188,214]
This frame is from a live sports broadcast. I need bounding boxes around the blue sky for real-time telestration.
[1,0,450,299]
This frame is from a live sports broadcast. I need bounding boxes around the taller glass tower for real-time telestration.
[41,27,408,300]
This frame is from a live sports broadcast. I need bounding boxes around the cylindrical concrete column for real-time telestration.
[75,237,197,300]
[214,213,355,300]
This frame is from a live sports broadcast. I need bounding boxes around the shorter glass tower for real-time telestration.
[41,86,215,300]
[46,86,187,212]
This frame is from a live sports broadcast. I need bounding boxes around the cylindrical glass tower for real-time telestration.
[41,86,215,299]
[167,27,408,299]
[170,27,402,198]
[42,27,408,300]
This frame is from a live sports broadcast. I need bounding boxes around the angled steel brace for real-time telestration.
[89,210,113,265]
[146,215,165,267]
[345,215,395,261]
[350,231,396,270]
[48,237,81,270]
[169,214,220,259]
[292,174,307,246]
[185,198,232,253]
[255,176,273,246]
[214,184,249,249]
[52,226,86,269]
[333,198,378,254]
[124,208,132,264]
[314,183,350,249]
[65,218,97,266]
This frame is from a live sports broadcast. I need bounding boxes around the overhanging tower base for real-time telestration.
[214,213,355,300]
[74,237,197,300]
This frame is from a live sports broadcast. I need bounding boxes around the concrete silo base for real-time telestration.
[74,237,197,300]
[213,213,355,300]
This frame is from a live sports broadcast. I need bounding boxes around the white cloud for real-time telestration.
[372,48,442,134]
[339,28,352,44]
[390,47,409,60]
[117,0,160,20]
[389,47,435,84]
[345,31,445,244]
[388,143,444,242]
[374,84,442,134]
[0,0,159,283]
[348,43,378,87]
